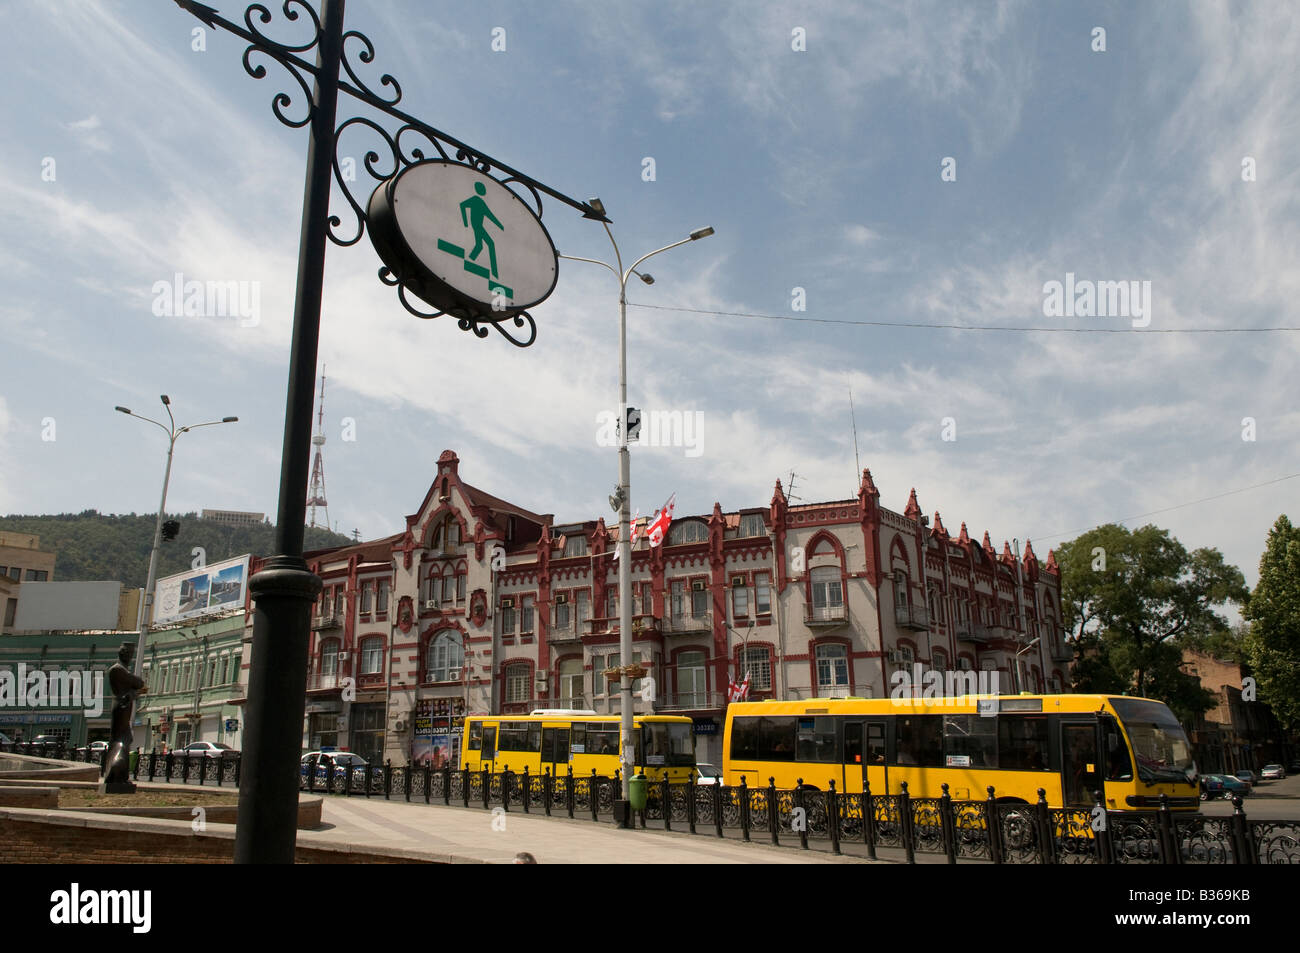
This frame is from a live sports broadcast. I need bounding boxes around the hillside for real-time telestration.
[0,511,355,589]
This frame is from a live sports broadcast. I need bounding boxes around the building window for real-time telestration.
[605,587,618,619]
[558,658,583,706]
[360,583,372,614]
[505,663,530,704]
[226,654,240,685]
[815,643,849,694]
[3,598,15,627]
[427,632,463,683]
[564,534,589,557]
[668,521,708,545]
[738,514,765,537]
[731,582,749,621]
[893,572,909,612]
[24,569,49,581]
[521,595,534,634]
[333,587,344,619]
[742,646,772,692]
[576,591,590,628]
[677,650,707,706]
[442,572,454,602]
[554,597,571,631]
[932,650,947,673]
[205,657,218,687]
[691,583,709,617]
[456,568,466,601]
[755,572,771,615]
[670,580,686,619]
[360,637,383,675]
[810,567,843,620]
[500,602,516,635]
[6,567,19,581]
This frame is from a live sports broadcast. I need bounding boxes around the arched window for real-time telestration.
[668,520,708,545]
[738,513,766,538]
[810,566,843,621]
[359,637,384,676]
[504,662,530,704]
[932,649,947,673]
[426,632,463,683]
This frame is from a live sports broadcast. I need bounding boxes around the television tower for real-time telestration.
[306,370,330,531]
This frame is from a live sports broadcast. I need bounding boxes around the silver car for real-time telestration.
[1260,764,1285,780]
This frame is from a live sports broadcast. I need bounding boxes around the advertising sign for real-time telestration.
[411,697,465,768]
[367,160,558,320]
[153,554,250,626]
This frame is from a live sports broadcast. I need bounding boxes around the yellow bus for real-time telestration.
[723,694,1200,812]
[461,711,696,782]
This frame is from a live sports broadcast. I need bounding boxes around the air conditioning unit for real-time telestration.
[337,652,349,662]
[691,580,706,592]
[425,599,439,609]
[448,668,462,682]
[394,720,407,732]
[554,593,568,604]
[731,574,746,588]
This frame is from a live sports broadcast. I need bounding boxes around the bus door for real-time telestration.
[1061,720,1101,809]
[540,726,570,778]
[843,719,889,796]
[480,724,498,771]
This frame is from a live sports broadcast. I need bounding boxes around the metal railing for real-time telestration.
[805,603,848,625]
[655,691,725,711]
[10,741,1296,865]
[893,603,929,630]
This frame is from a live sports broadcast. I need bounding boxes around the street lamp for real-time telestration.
[1014,637,1040,694]
[559,206,714,799]
[116,397,238,679]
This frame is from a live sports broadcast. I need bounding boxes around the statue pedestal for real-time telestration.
[99,780,136,795]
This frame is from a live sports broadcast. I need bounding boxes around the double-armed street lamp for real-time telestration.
[560,205,714,798]
[116,397,238,680]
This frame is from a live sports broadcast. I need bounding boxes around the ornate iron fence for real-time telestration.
[8,741,1295,865]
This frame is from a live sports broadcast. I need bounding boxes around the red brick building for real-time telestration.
[268,450,1071,766]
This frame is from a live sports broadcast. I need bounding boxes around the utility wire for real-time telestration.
[627,302,1300,333]
[1032,472,1300,543]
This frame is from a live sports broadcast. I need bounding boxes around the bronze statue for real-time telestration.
[101,642,147,794]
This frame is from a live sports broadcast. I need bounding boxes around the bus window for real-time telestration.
[998,715,1049,770]
[642,721,694,766]
[731,718,759,760]
[843,723,863,765]
[569,723,586,754]
[587,724,619,756]
[481,725,497,761]
[796,717,837,763]
[942,714,996,768]
[760,717,797,762]
[896,716,942,766]
[498,721,541,753]
[467,721,482,751]
[1101,715,1133,781]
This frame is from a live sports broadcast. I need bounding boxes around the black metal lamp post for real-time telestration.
[172,0,605,863]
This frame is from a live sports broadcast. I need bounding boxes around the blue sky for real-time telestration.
[1,0,1297,595]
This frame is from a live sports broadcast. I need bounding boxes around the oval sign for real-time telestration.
[368,160,559,318]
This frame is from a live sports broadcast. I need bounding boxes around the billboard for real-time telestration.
[12,581,123,632]
[153,555,250,626]
[411,697,464,768]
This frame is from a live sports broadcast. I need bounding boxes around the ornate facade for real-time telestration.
[267,450,1071,766]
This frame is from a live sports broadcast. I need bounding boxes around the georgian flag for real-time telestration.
[612,510,640,561]
[644,493,676,548]
[726,671,751,702]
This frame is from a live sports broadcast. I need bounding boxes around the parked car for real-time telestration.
[179,741,238,759]
[694,763,723,785]
[0,731,13,745]
[31,734,63,749]
[1234,769,1258,786]
[1200,774,1250,800]
[88,740,108,753]
[300,750,370,792]
[1260,764,1285,781]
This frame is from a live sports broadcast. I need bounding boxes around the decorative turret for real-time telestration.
[904,488,922,521]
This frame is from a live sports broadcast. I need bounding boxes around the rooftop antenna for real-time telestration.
[785,469,803,503]
[849,387,862,482]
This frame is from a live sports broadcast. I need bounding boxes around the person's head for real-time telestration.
[475,182,487,196]
[117,642,135,665]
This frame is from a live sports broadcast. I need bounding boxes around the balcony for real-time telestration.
[548,619,582,645]
[894,603,929,631]
[581,614,662,639]
[307,672,346,691]
[311,611,341,631]
[655,691,725,712]
[662,610,712,636]
[805,603,848,626]
[1050,640,1074,662]
[958,623,991,644]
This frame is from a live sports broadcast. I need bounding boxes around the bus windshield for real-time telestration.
[641,722,694,767]
[1111,698,1196,783]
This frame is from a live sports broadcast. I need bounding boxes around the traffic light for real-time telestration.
[161,520,180,542]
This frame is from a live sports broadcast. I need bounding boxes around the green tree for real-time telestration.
[1056,523,1247,709]
[1243,514,1300,729]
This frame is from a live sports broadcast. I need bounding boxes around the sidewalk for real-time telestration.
[301,796,881,864]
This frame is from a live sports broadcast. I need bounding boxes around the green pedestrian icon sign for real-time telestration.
[434,181,512,300]
[367,160,559,319]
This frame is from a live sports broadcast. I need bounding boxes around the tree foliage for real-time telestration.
[0,512,354,589]
[1057,523,1248,717]
[1243,514,1300,729]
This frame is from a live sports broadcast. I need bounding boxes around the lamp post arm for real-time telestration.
[625,237,692,286]
[557,252,619,282]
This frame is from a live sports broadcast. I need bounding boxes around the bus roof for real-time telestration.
[725,694,1167,717]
